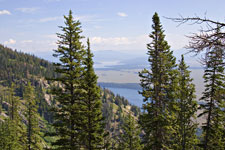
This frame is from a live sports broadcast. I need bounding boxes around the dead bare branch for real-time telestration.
[165,15,225,55]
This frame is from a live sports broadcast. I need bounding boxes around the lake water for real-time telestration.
[105,87,143,107]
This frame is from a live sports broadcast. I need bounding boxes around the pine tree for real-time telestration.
[50,10,86,149]
[0,120,10,149]
[199,38,225,150]
[8,84,26,150]
[139,12,177,150]
[118,113,142,150]
[174,55,199,150]
[0,85,26,150]
[80,39,104,149]
[24,82,43,150]
[0,87,11,149]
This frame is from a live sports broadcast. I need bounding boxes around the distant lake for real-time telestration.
[105,87,143,107]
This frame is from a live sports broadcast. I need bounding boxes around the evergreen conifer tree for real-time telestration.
[0,85,26,150]
[199,39,225,150]
[80,39,104,149]
[118,113,142,150]
[50,10,86,149]
[24,82,43,150]
[0,120,11,149]
[8,84,26,150]
[175,55,199,150]
[139,12,177,150]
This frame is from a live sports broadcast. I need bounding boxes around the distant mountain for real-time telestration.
[93,49,203,71]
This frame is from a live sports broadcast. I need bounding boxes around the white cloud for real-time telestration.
[117,12,128,17]
[45,34,58,39]
[39,16,62,23]
[4,39,16,45]
[89,33,188,52]
[16,7,39,13]
[73,14,105,22]
[11,40,57,53]
[90,35,148,51]
[90,33,188,51]
[0,10,11,15]
[91,37,131,45]
[21,40,33,44]
[39,14,105,24]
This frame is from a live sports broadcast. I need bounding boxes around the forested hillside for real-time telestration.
[0,44,140,148]
[0,44,55,85]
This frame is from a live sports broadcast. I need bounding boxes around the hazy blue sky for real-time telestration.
[2,0,221,87]
[1,0,225,56]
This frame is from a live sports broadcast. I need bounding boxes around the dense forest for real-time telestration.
[0,10,224,150]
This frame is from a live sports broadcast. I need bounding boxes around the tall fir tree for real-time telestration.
[0,85,26,150]
[50,10,86,149]
[199,38,225,150]
[24,82,43,150]
[0,119,11,149]
[174,55,199,150]
[80,39,104,149]
[118,113,142,150]
[0,87,11,149]
[139,12,178,150]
